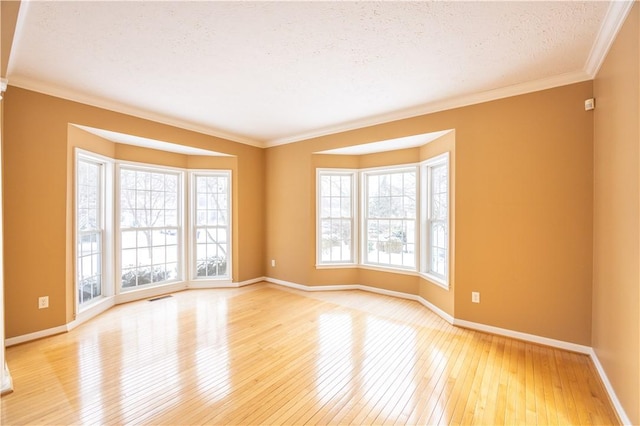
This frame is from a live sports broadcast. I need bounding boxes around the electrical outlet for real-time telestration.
[471,292,480,304]
[38,296,49,309]
[271,259,276,267]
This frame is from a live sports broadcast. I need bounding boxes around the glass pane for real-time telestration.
[368,175,378,197]
[341,176,351,196]
[341,197,351,217]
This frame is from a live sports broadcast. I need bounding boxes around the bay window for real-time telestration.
[316,154,449,288]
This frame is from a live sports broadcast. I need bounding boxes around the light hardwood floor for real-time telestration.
[1,283,619,425]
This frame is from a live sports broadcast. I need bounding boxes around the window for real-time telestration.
[192,172,231,279]
[76,155,105,305]
[315,154,450,287]
[363,167,417,269]
[421,153,449,285]
[119,166,182,289]
[317,170,356,265]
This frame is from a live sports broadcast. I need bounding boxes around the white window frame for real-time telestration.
[361,165,418,271]
[420,152,450,288]
[75,149,114,311]
[316,169,358,267]
[116,162,185,292]
[190,170,232,281]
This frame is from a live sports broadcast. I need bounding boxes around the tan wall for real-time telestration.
[3,87,265,338]
[593,3,640,424]
[266,81,594,344]
[1,0,21,78]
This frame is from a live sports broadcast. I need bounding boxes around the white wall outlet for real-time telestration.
[271,259,276,267]
[585,98,595,111]
[38,296,49,309]
[471,292,480,304]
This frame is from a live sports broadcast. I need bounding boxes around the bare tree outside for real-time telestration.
[365,169,417,268]
[194,173,229,278]
[77,158,103,305]
[120,168,180,288]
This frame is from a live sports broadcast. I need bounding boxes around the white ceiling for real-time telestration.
[7,1,633,148]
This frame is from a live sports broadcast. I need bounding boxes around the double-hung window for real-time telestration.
[316,154,449,287]
[192,172,231,279]
[317,170,356,265]
[76,155,106,305]
[119,166,182,289]
[421,153,449,285]
[363,167,417,269]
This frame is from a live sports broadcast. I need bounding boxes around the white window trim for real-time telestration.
[115,161,186,294]
[316,169,358,267]
[75,149,114,313]
[361,164,419,271]
[189,170,233,282]
[420,152,450,289]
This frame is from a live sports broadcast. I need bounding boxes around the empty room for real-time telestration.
[1,1,639,425]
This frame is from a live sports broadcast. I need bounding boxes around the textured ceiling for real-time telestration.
[6,1,630,147]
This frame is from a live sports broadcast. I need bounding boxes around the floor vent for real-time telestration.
[148,295,173,302]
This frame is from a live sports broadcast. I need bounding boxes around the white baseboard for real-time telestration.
[188,276,265,289]
[264,277,455,323]
[1,362,13,395]
[188,280,234,289]
[452,318,591,355]
[589,348,632,425]
[115,282,189,304]
[68,296,116,332]
[265,277,359,292]
[5,324,68,347]
[236,276,266,287]
[415,296,455,324]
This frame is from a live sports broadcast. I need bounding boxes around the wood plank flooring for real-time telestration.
[1,283,619,425]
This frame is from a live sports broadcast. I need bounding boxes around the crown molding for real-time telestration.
[265,70,591,147]
[6,76,266,148]
[8,69,592,151]
[584,0,635,78]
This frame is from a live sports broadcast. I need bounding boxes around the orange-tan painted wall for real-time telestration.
[593,3,640,424]
[3,87,265,338]
[266,81,594,345]
[1,1,21,78]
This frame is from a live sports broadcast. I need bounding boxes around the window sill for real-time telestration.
[360,264,418,276]
[315,263,357,269]
[316,263,419,277]
[419,272,449,290]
